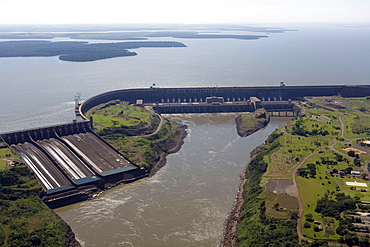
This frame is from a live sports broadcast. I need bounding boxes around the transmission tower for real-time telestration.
[75,93,81,109]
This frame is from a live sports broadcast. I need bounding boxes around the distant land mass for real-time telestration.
[0,40,186,62]
[0,25,297,62]
[0,31,269,41]
[0,24,296,40]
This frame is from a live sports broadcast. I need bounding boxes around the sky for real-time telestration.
[0,0,369,25]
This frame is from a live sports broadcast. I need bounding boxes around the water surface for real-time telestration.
[1,25,370,133]
[56,115,289,246]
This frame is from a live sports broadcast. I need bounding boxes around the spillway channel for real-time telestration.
[62,133,132,172]
[37,138,95,181]
[12,142,72,190]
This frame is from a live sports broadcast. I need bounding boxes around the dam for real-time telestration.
[2,84,370,207]
[1,121,145,208]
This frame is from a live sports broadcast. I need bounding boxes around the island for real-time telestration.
[235,109,270,137]
[0,25,299,62]
[0,40,186,62]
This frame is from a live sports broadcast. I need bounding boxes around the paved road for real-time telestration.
[283,114,370,242]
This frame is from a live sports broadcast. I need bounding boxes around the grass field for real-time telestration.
[0,147,19,168]
[87,101,151,130]
[0,147,18,159]
[257,96,370,244]
[0,160,6,168]
[261,131,332,185]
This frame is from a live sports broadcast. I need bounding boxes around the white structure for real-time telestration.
[346,181,368,187]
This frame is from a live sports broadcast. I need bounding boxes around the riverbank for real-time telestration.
[221,144,264,247]
[222,113,270,246]
[149,125,188,176]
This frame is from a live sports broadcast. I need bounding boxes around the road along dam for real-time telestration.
[2,84,370,208]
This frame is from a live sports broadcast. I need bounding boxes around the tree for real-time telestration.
[348,150,356,157]
[354,158,361,167]
[305,213,314,222]
[309,240,329,247]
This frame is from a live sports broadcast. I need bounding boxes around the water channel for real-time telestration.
[56,114,289,246]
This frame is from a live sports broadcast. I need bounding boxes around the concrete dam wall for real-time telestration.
[79,85,370,117]
[79,85,349,116]
[1,121,145,207]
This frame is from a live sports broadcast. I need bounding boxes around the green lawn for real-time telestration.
[87,102,151,129]
[0,160,6,168]
[0,147,18,159]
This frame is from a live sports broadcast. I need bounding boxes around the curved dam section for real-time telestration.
[78,85,370,118]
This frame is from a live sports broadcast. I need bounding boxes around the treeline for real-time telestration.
[0,40,186,62]
[0,165,78,246]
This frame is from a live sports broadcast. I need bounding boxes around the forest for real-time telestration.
[0,165,77,246]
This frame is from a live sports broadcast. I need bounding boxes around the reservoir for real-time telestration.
[56,114,290,246]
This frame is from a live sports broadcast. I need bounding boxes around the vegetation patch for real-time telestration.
[237,135,300,246]
[88,100,187,168]
[287,116,340,138]
[0,165,77,246]
[235,109,269,137]
[351,115,370,135]
[238,96,370,246]
[87,100,164,137]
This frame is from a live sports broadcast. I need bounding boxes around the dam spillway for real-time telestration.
[1,121,145,208]
[12,142,73,191]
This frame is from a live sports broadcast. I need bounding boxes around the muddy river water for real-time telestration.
[55,114,289,247]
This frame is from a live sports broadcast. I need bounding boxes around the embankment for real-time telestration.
[149,125,188,176]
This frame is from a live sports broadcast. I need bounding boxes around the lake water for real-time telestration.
[1,24,370,246]
[1,24,370,133]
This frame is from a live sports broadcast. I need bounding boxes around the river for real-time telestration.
[55,114,289,246]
